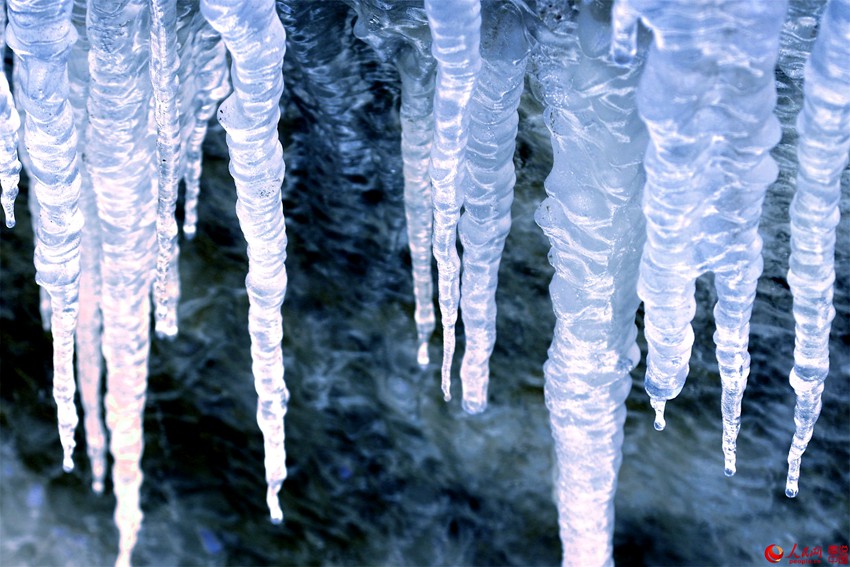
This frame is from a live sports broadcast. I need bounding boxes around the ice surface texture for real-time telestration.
[1,1,847,566]
[785,0,850,498]
[425,0,481,402]
[200,0,290,526]
[533,2,646,564]
[612,0,787,477]
[6,0,83,475]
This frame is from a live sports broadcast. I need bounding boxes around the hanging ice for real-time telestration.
[69,0,107,495]
[181,16,229,240]
[425,0,481,401]
[151,0,181,339]
[533,1,646,564]
[612,0,787,476]
[86,0,157,563]
[457,0,528,414]
[200,0,290,525]
[6,0,83,473]
[348,0,437,368]
[0,1,21,229]
[785,0,850,498]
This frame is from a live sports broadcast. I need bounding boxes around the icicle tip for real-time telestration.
[417,342,430,368]
[650,398,666,431]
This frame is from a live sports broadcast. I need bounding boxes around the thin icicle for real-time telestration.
[69,0,106,495]
[7,0,83,473]
[86,0,156,563]
[533,1,646,564]
[150,0,181,339]
[612,0,786,476]
[348,0,437,369]
[399,59,437,369]
[0,2,21,229]
[200,0,289,525]
[785,0,850,499]
[182,17,229,240]
[424,0,481,402]
[458,0,528,414]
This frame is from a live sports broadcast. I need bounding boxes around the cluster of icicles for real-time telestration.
[0,0,847,565]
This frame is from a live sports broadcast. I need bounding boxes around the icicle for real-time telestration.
[425,0,481,402]
[69,0,106,495]
[399,57,437,369]
[348,1,437,369]
[182,17,229,240]
[0,2,22,229]
[200,0,289,525]
[86,0,156,563]
[784,0,850,499]
[613,0,786,476]
[10,63,52,331]
[6,0,83,473]
[150,0,181,339]
[533,1,646,564]
[457,0,528,414]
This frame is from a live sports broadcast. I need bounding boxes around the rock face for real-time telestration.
[0,1,847,566]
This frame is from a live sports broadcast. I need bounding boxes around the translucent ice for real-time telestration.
[7,0,83,474]
[201,0,290,525]
[613,0,787,476]
[425,0,481,401]
[458,0,528,414]
[533,1,646,563]
[0,2,21,229]
[784,0,850,498]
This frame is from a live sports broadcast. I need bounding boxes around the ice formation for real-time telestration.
[785,0,850,498]
[612,0,787,478]
[1,0,847,566]
[532,1,645,563]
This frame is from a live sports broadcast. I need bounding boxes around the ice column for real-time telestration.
[785,0,850,498]
[612,0,786,475]
[425,0,481,400]
[6,0,83,473]
[182,17,229,240]
[150,0,181,339]
[201,0,290,524]
[0,1,21,229]
[69,0,107,494]
[457,0,528,414]
[534,1,646,564]
[86,0,156,563]
[349,0,437,369]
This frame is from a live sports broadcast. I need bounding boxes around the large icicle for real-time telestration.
[6,0,83,473]
[200,0,290,525]
[533,1,646,564]
[0,1,22,229]
[150,0,181,339]
[458,0,528,414]
[424,0,481,401]
[784,0,850,499]
[348,0,437,369]
[69,0,106,495]
[182,16,229,240]
[612,0,786,476]
[86,0,156,563]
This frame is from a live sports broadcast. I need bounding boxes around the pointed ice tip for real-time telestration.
[155,325,178,341]
[183,227,196,240]
[650,399,666,430]
[4,217,14,229]
[92,480,104,494]
[461,398,486,415]
[785,483,799,498]
[62,456,74,473]
[417,342,429,368]
[724,467,736,477]
[653,419,665,431]
[443,392,451,402]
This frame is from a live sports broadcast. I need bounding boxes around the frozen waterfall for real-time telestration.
[0,0,847,566]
